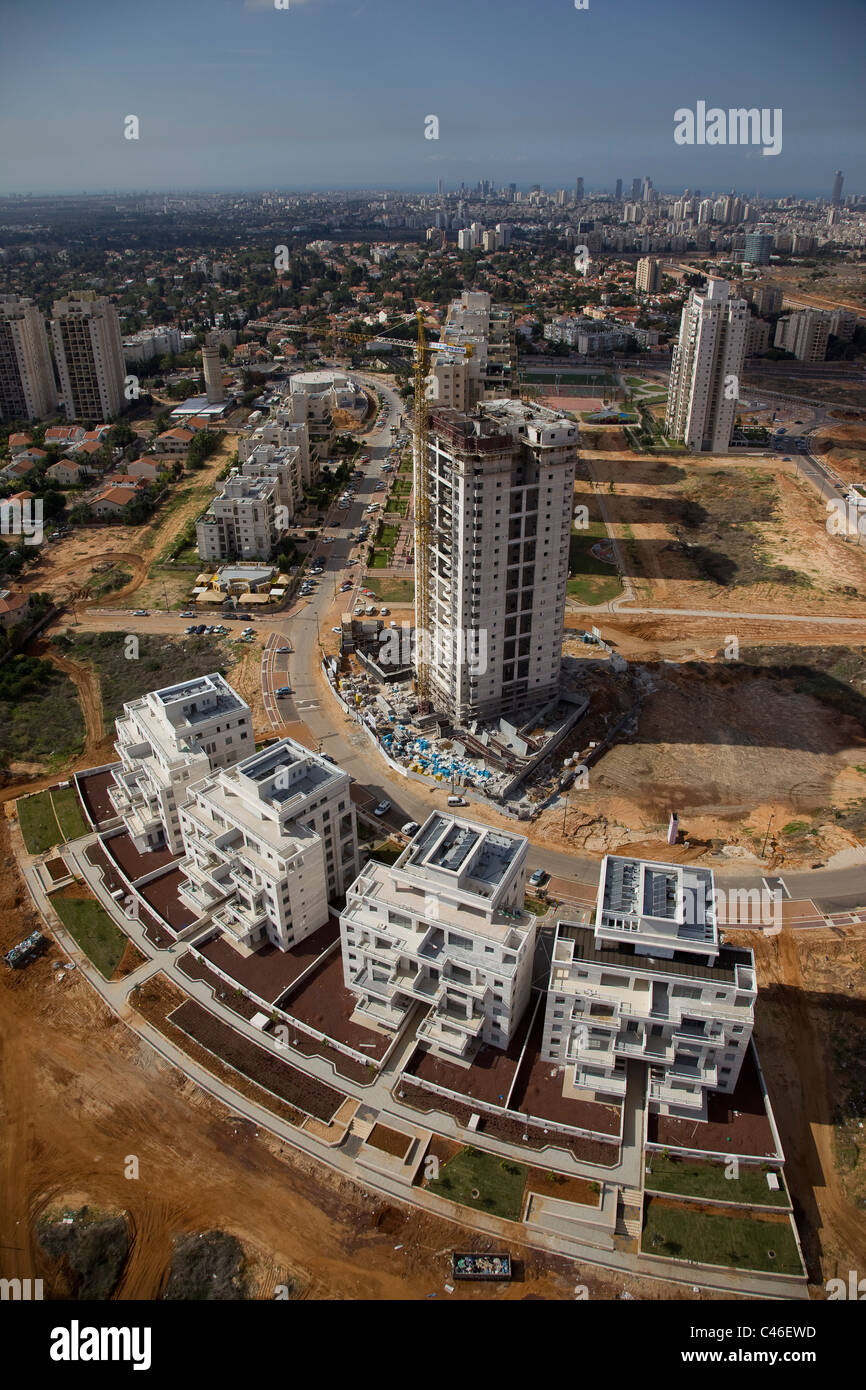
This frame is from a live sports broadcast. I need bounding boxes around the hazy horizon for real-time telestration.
[1,0,863,200]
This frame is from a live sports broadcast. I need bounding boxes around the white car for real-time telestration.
[373,800,391,817]
[331,626,342,634]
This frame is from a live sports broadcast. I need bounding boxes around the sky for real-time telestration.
[0,0,864,198]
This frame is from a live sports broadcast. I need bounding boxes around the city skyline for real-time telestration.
[1,0,864,197]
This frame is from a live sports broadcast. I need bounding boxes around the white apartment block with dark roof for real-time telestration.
[542,854,757,1119]
[340,812,534,1059]
[179,738,359,951]
[109,674,254,854]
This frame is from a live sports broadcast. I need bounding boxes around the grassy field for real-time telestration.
[51,786,89,842]
[369,577,415,604]
[0,659,85,771]
[427,1147,528,1222]
[50,631,229,724]
[51,894,130,979]
[17,790,62,854]
[677,469,811,588]
[645,1155,790,1207]
[567,523,624,605]
[641,1197,803,1275]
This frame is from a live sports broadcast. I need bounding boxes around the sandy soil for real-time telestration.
[579,449,866,615]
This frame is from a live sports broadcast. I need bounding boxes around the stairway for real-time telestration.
[615,1187,644,1240]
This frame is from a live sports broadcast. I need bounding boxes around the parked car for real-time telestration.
[373,800,391,817]
[401,821,420,836]
[275,686,292,696]
[447,795,466,806]
[529,868,549,888]
[276,646,291,654]
[180,610,195,618]
[133,609,148,617]
[194,624,207,635]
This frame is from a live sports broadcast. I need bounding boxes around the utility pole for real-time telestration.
[761,812,775,859]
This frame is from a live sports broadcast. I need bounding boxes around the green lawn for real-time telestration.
[51,786,89,842]
[17,791,61,854]
[370,551,391,568]
[645,1155,790,1207]
[524,895,550,916]
[372,578,415,604]
[641,1197,803,1276]
[427,1147,528,1222]
[567,524,623,605]
[51,895,130,979]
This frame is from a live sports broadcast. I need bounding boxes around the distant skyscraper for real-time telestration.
[831,170,844,206]
[743,231,773,266]
[51,293,125,422]
[665,279,748,454]
[575,176,584,202]
[631,177,641,200]
[636,257,661,294]
[437,177,444,196]
[0,295,58,422]
[615,178,623,200]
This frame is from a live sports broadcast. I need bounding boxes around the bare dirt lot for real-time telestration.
[813,419,866,485]
[578,450,866,614]
[535,649,866,863]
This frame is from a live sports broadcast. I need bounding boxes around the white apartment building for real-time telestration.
[541,855,757,1119]
[179,738,359,950]
[122,326,181,365]
[774,309,830,362]
[340,812,534,1058]
[0,295,58,422]
[665,278,748,453]
[196,471,284,563]
[544,316,632,355]
[109,674,254,854]
[239,441,301,518]
[428,290,515,405]
[420,400,577,723]
[51,293,126,422]
[239,411,314,488]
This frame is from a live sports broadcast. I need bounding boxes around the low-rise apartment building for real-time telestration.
[109,674,253,854]
[179,738,359,950]
[341,813,534,1059]
[196,471,283,562]
[541,854,757,1119]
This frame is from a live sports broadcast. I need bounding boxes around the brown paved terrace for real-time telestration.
[199,917,339,1005]
[75,767,120,829]
[103,829,176,882]
[646,1046,778,1158]
[137,867,196,931]
[284,950,391,1059]
[403,1007,534,1107]
[508,1012,621,1137]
